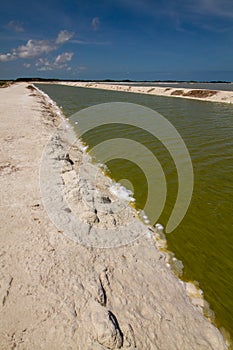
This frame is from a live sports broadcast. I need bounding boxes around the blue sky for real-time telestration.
[0,0,233,81]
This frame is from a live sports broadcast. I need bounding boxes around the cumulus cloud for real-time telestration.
[35,57,51,68]
[0,30,74,63]
[0,53,16,62]
[92,17,100,31]
[54,52,73,64]
[36,52,74,71]
[56,30,74,44]
[6,20,24,32]
[15,39,56,59]
[37,66,52,72]
[23,63,31,68]
[36,57,54,71]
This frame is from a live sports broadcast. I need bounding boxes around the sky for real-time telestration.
[0,0,233,81]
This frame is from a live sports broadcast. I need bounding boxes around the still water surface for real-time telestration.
[37,84,233,339]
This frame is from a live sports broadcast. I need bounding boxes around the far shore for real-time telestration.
[51,81,233,104]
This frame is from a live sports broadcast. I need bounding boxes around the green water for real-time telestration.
[37,84,233,340]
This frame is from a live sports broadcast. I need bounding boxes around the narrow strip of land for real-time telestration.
[57,81,233,104]
[0,83,227,349]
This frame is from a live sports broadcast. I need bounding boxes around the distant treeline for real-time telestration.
[6,77,232,84]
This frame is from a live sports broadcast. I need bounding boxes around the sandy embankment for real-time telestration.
[0,83,228,349]
[57,81,233,104]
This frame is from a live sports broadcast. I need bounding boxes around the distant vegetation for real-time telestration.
[0,80,14,88]
[14,77,232,83]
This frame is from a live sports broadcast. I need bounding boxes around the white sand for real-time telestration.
[0,82,228,349]
[57,81,233,104]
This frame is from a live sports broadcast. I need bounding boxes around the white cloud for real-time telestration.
[6,20,24,32]
[92,17,100,31]
[36,57,53,71]
[54,52,73,64]
[36,52,74,71]
[15,39,56,59]
[0,53,16,62]
[71,39,110,45]
[23,63,31,68]
[56,30,74,44]
[35,57,51,67]
[37,66,53,71]
[168,0,233,20]
[0,30,74,63]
